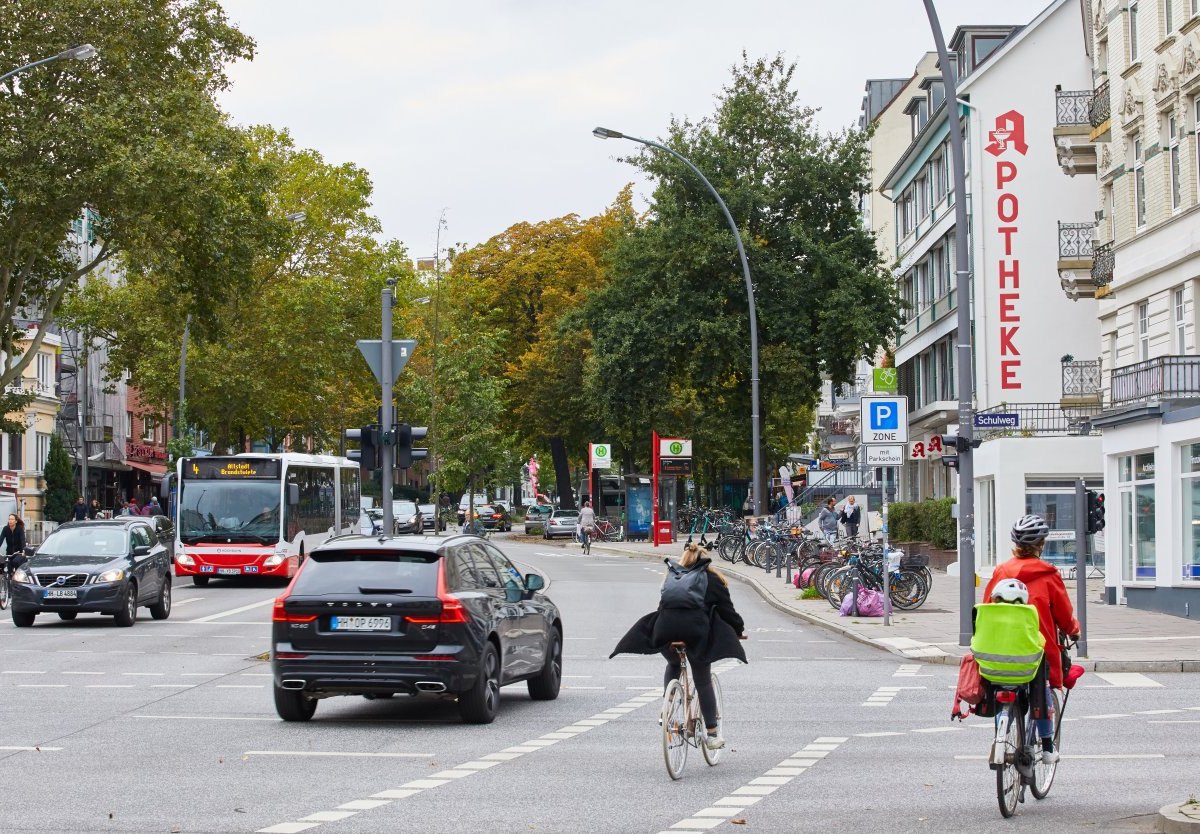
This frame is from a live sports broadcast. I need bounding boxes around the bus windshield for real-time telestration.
[178,479,281,545]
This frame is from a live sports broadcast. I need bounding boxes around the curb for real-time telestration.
[1159,802,1200,834]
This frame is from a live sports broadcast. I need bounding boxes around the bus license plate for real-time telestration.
[45,588,77,599]
[331,616,390,632]
[217,568,241,576]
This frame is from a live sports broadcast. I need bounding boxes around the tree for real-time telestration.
[42,433,75,522]
[0,0,274,422]
[586,54,902,493]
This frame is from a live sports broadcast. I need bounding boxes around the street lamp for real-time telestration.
[592,126,763,514]
[1,44,98,84]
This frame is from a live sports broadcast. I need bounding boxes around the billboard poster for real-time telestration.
[626,483,653,536]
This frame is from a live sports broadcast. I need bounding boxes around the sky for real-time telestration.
[216,0,1056,259]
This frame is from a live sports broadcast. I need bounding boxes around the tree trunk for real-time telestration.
[548,436,575,510]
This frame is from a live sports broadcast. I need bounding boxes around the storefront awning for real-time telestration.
[127,461,168,479]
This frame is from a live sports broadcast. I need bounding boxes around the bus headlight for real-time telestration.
[176,554,195,567]
[263,555,285,568]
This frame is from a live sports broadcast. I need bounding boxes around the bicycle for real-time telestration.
[579,525,592,555]
[0,554,13,610]
[661,642,724,780]
[989,635,1078,818]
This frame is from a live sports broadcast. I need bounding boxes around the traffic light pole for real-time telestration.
[1074,479,1089,657]
[381,280,396,537]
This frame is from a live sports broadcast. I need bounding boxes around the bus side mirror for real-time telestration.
[160,474,173,501]
[288,484,300,506]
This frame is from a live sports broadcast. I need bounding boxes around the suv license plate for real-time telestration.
[331,616,391,632]
[45,588,78,599]
[217,568,241,576]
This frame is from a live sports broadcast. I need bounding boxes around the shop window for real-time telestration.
[1118,452,1157,581]
[1181,444,1200,580]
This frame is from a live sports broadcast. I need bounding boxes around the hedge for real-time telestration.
[887,497,957,550]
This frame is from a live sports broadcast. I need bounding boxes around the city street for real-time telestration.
[0,535,1194,834]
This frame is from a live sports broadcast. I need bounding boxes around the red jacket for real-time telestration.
[983,557,1080,688]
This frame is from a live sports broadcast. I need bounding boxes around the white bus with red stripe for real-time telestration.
[170,454,360,586]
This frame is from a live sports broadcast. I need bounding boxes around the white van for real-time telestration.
[457,493,488,524]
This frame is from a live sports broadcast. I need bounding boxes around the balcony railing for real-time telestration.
[1089,80,1110,128]
[898,286,956,346]
[831,376,869,406]
[1111,356,1200,405]
[1055,90,1093,126]
[1062,359,1102,397]
[1057,222,1094,259]
[1092,241,1114,286]
[974,402,1103,437]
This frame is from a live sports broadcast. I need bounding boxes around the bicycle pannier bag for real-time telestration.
[660,559,709,609]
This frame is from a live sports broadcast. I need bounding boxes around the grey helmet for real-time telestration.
[1011,514,1050,546]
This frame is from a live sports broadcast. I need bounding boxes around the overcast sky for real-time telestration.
[217,0,1055,259]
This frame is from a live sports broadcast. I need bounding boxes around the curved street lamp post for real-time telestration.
[1,44,97,84]
[592,126,763,515]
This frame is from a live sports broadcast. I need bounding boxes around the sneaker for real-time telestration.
[1040,739,1059,764]
[704,733,725,751]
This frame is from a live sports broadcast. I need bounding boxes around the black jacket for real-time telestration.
[1,523,26,556]
[611,557,747,665]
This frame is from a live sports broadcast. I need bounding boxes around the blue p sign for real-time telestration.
[870,401,897,430]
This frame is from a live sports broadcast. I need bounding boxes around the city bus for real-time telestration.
[166,453,360,586]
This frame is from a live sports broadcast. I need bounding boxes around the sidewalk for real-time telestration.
[559,536,1200,673]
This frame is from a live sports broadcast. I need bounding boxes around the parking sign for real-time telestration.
[860,395,909,444]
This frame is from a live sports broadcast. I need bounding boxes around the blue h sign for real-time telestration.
[869,401,898,431]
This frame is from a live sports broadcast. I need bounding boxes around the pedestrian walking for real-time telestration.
[2,513,27,570]
[818,497,839,543]
[72,496,88,521]
[146,496,163,516]
[840,496,861,539]
[88,499,101,519]
[125,498,139,516]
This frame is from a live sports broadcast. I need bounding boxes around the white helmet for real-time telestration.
[991,578,1029,604]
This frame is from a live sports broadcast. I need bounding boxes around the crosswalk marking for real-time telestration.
[1093,672,1162,688]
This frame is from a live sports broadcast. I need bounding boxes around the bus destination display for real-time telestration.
[185,459,282,480]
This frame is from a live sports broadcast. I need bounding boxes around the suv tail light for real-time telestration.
[272,568,317,623]
[405,561,468,624]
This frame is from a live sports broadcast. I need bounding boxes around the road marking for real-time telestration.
[894,664,923,677]
[17,684,66,688]
[1,670,46,675]
[244,751,434,759]
[173,597,204,605]
[862,686,901,707]
[188,598,274,623]
[1135,709,1184,715]
[0,746,62,751]
[133,715,278,722]
[86,685,135,689]
[1093,672,1162,688]
[1148,720,1200,724]
[653,737,848,834]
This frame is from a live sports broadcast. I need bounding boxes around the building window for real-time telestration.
[125,411,132,440]
[1194,0,1199,17]
[1139,301,1151,359]
[1165,0,1175,32]
[1195,99,1200,202]
[1182,444,1200,580]
[1175,287,1187,352]
[1118,452,1156,581]
[1134,137,1147,228]
[8,433,21,471]
[1169,115,1182,210]
[143,415,153,441]
[35,432,50,471]
[1131,0,1141,62]
[1105,185,1116,241]
[35,353,52,392]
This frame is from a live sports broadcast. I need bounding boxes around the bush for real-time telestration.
[43,434,76,523]
[887,501,920,543]
[887,497,956,550]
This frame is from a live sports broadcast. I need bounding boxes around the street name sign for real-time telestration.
[356,339,417,384]
[589,443,612,469]
[974,412,1020,429]
[860,395,909,444]
[865,445,905,466]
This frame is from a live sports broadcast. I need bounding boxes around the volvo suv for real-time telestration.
[270,533,562,724]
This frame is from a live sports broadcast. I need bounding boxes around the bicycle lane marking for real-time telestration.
[255,660,743,833]
[650,736,850,833]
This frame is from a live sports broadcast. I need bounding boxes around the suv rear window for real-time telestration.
[292,550,440,596]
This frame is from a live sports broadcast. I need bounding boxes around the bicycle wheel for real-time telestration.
[826,567,855,610]
[890,570,929,610]
[996,706,1022,818]
[0,576,9,610]
[701,675,724,766]
[662,679,688,780]
[1029,689,1062,799]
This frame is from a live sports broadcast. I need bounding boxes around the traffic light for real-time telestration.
[395,424,429,469]
[344,425,379,475]
[1086,490,1106,534]
[938,432,980,470]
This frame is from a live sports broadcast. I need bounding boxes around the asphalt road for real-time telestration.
[0,534,1194,834]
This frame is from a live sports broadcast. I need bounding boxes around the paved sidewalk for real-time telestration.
[544,536,1200,673]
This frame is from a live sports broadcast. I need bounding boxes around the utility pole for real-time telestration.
[1074,479,1090,657]
[923,0,978,647]
[381,280,396,537]
[429,209,447,502]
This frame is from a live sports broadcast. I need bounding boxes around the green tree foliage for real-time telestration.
[42,433,76,522]
[0,0,273,419]
[586,55,902,481]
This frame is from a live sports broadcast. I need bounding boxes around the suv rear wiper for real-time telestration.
[357,587,414,595]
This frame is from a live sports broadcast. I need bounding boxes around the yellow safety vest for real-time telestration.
[970,603,1045,685]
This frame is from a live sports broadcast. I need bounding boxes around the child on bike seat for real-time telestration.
[975,515,1081,764]
[610,542,747,750]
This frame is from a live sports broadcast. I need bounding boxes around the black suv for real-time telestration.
[271,533,562,724]
[9,518,173,627]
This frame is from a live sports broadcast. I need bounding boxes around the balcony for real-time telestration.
[897,287,956,348]
[830,376,869,407]
[974,402,1103,439]
[1089,80,1111,142]
[1092,241,1115,298]
[817,415,857,450]
[1057,221,1097,300]
[1061,359,1102,406]
[1054,90,1098,176]
[1110,356,1200,405]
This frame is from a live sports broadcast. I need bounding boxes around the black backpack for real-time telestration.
[660,559,709,609]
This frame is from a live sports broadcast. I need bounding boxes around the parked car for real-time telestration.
[9,518,173,627]
[392,501,424,534]
[543,509,579,540]
[523,505,552,535]
[418,504,437,531]
[473,504,512,532]
[359,508,384,536]
[270,533,562,724]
